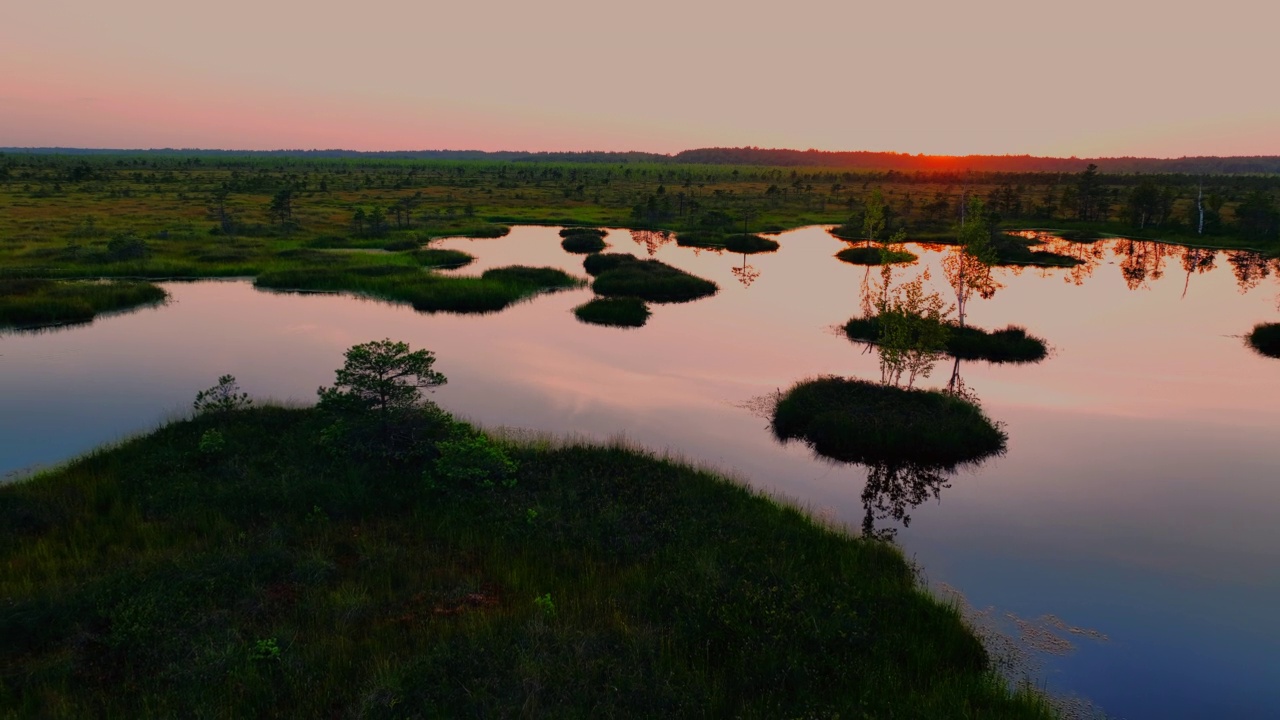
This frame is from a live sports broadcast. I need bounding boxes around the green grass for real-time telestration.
[0,278,167,330]
[723,234,780,254]
[0,404,1051,718]
[836,245,919,265]
[1246,322,1280,358]
[572,296,651,327]
[585,253,718,303]
[560,228,608,254]
[771,376,1008,466]
[253,264,583,314]
[843,317,1048,364]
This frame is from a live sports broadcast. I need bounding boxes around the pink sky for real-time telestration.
[3,0,1277,156]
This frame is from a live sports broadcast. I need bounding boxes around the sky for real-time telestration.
[2,0,1277,157]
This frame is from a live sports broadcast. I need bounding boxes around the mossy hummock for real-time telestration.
[573,296,651,327]
[584,253,718,303]
[843,317,1048,364]
[771,376,1007,466]
[836,245,918,265]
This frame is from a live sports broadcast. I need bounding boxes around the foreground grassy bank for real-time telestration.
[0,405,1050,718]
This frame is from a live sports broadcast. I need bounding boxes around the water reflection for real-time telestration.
[629,229,674,256]
[859,461,953,540]
[731,254,761,288]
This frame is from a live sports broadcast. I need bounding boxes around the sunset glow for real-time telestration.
[3,0,1277,156]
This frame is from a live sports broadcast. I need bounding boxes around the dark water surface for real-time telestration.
[2,226,1278,718]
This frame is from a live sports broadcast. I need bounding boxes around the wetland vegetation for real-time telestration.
[572,296,650,327]
[583,252,718,303]
[0,277,166,330]
[843,317,1049,364]
[770,376,1007,467]
[0,344,1050,718]
[558,227,607,254]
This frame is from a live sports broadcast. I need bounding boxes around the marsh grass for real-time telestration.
[843,317,1048,364]
[0,405,1049,718]
[675,231,727,248]
[1246,322,1280,358]
[836,245,918,265]
[584,253,718,303]
[254,264,582,313]
[771,376,1007,466]
[410,248,475,269]
[572,296,651,327]
[0,278,167,330]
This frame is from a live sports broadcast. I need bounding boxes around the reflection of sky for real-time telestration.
[2,227,1279,717]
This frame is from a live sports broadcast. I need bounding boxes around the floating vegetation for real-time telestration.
[0,278,167,330]
[843,318,1048,364]
[573,296,650,327]
[994,234,1082,267]
[771,376,1006,466]
[675,231,727,249]
[1246,322,1280,358]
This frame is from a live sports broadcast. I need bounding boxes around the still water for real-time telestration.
[2,226,1278,718]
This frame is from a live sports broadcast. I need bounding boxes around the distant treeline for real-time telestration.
[6,146,1280,175]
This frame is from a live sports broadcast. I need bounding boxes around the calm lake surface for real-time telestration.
[2,226,1278,718]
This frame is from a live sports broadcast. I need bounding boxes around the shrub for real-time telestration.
[193,375,252,415]
[430,432,518,490]
[1247,322,1280,358]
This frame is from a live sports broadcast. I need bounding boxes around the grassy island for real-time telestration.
[992,234,1082,267]
[843,318,1048,364]
[410,248,475,269]
[254,264,582,314]
[771,376,1007,466]
[559,229,608,254]
[573,296,651,327]
[583,253,718,303]
[723,233,780,254]
[0,278,167,330]
[0,400,1047,718]
[1247,322,1280,358]
[836,245,918,265]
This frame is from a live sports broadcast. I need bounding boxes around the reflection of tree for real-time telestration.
[1115,239,1179,290]
[860,461,952,541]
[1226,250,1272,293]
[730,253,761,288]
[629,229,673,256]
[1180,247,1217,298]
[1027,232,1103,286]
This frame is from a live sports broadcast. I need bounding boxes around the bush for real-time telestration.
[193,375,253,415]
[430,432,518,490]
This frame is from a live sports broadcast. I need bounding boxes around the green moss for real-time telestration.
[843,318,1048,364]
[836,246,918,265]
[1247,322,1280,358]
[573,296,650,327]
[0,405,1049,718]
[0,278,167,330]
[771,376,1007,466]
